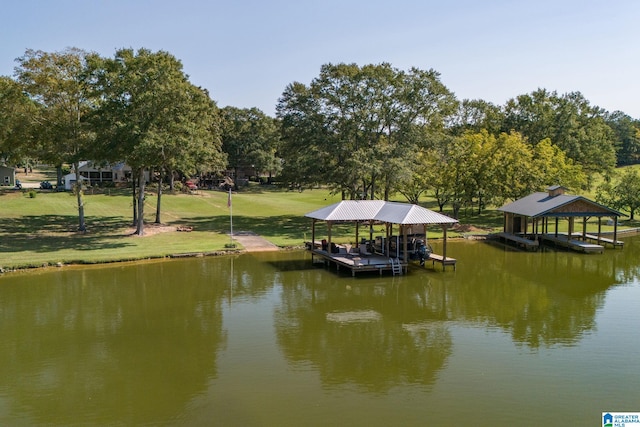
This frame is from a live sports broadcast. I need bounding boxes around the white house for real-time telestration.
[63,161,149,190]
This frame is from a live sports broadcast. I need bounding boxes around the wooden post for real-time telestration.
[614,216,618,246]
[597,217,602,245]
[442,224,448,261]
[311,219,316,249]
[402,224,408,268]
[369,220,374,244]
[568,217,574,240]
[355,222,359,247]
[582,217,587,240]
[327,222,332,252]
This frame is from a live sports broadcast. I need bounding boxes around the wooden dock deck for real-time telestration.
[540,234,604,253]
[310,248,403,276]
[572,233,624,248]
[495,232,540,251]
[307,246,455,275]
[426,253,457,271]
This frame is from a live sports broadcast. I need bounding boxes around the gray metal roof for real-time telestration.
[498,192,622,217]
[305,200,458,225]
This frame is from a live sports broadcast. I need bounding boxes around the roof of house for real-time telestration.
[305,200,458,225]
[498,192,622,218]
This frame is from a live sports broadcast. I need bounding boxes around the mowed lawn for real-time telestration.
[2,179,638,270]
[0,186,344,269]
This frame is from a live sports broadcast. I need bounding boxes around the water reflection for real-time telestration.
[274,275,452,392]
[0,259,228,425]
[0,236,638,425]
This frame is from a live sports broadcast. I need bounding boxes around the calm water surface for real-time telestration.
[1,237,639,426]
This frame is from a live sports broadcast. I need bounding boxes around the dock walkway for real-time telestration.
[573,233,624,248]
[427,253,457,271]
[495,232,540,251]
[308,246,455,275]
[540,234,604,253]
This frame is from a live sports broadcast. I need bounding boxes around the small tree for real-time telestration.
[15,48,97,232]
[596,168,640,220]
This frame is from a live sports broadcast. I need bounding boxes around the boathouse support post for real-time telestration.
[327,222,333,252]
[369,220,374,245]
[402,224,408,270]
[442,224,448,261]
[582,217,588,240]
[597,217,602,245]
[568,217,575,240]
[614,217,618,245]
[312,219,316,248]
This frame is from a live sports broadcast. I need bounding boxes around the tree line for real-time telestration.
[2,49,640,233]
[276,63,640,218]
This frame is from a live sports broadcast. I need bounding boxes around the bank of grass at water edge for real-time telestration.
[0,184,637,271]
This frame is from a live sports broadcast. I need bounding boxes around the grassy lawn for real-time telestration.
[0,185,347,269]
[1,176,638,270]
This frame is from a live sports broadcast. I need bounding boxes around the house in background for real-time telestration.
[0,165,16,186]
[63,161,148,190]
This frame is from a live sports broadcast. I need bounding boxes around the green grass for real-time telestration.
[0,186,345,269]
[1,181,638,270]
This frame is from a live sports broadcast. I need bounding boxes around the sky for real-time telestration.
[2,0,639,118]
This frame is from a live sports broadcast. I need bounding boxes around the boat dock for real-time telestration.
[574,233,624,248]
[307,245,456,275]
[495,232,540,251]
[539,234,604,253]
[309,247,405,276]
[426,253,457,271]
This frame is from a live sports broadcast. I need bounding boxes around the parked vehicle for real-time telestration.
[185,180,198,190]
[40,181,53,189]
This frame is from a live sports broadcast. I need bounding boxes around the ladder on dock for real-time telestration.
[390,258,402,275]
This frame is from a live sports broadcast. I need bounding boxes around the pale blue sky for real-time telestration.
[2,0,639,118]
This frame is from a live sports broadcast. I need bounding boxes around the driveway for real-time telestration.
[231,231,279,252]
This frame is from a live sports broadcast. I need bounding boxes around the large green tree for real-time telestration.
[220,106,280,188]
[606,111,640,166]
[15,48,97,231]
[90,48,224,234]
[0,76,38,166]
[596,168,640,220]
[277,63,456,200]
[503,89,616,181]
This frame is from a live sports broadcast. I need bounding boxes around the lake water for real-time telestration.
[1,237,639,426]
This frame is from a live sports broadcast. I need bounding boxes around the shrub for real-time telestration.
[28,189,37,198]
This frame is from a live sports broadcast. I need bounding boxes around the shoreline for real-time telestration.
[3,228,639,275]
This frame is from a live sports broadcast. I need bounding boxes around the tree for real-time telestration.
[15,48,97,231]
[606,111,640,166]
[596,168,640,220]
[277,63,456,200]
[220,106,280,188]
[503,89,617,181]
[448,99,504,136]
[90,48,224,234]
[530,139,587,192]
[0,76,38,166]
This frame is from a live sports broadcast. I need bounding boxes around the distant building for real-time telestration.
[0,165,16,186]
[63,161,149,190]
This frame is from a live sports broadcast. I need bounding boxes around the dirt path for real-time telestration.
[231,231,279,252]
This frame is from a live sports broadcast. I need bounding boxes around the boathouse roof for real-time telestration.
[498,191,622,218]
[305,200,458,225]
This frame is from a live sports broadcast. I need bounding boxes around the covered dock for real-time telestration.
[304,200,458,275]
[497,186,624,253]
